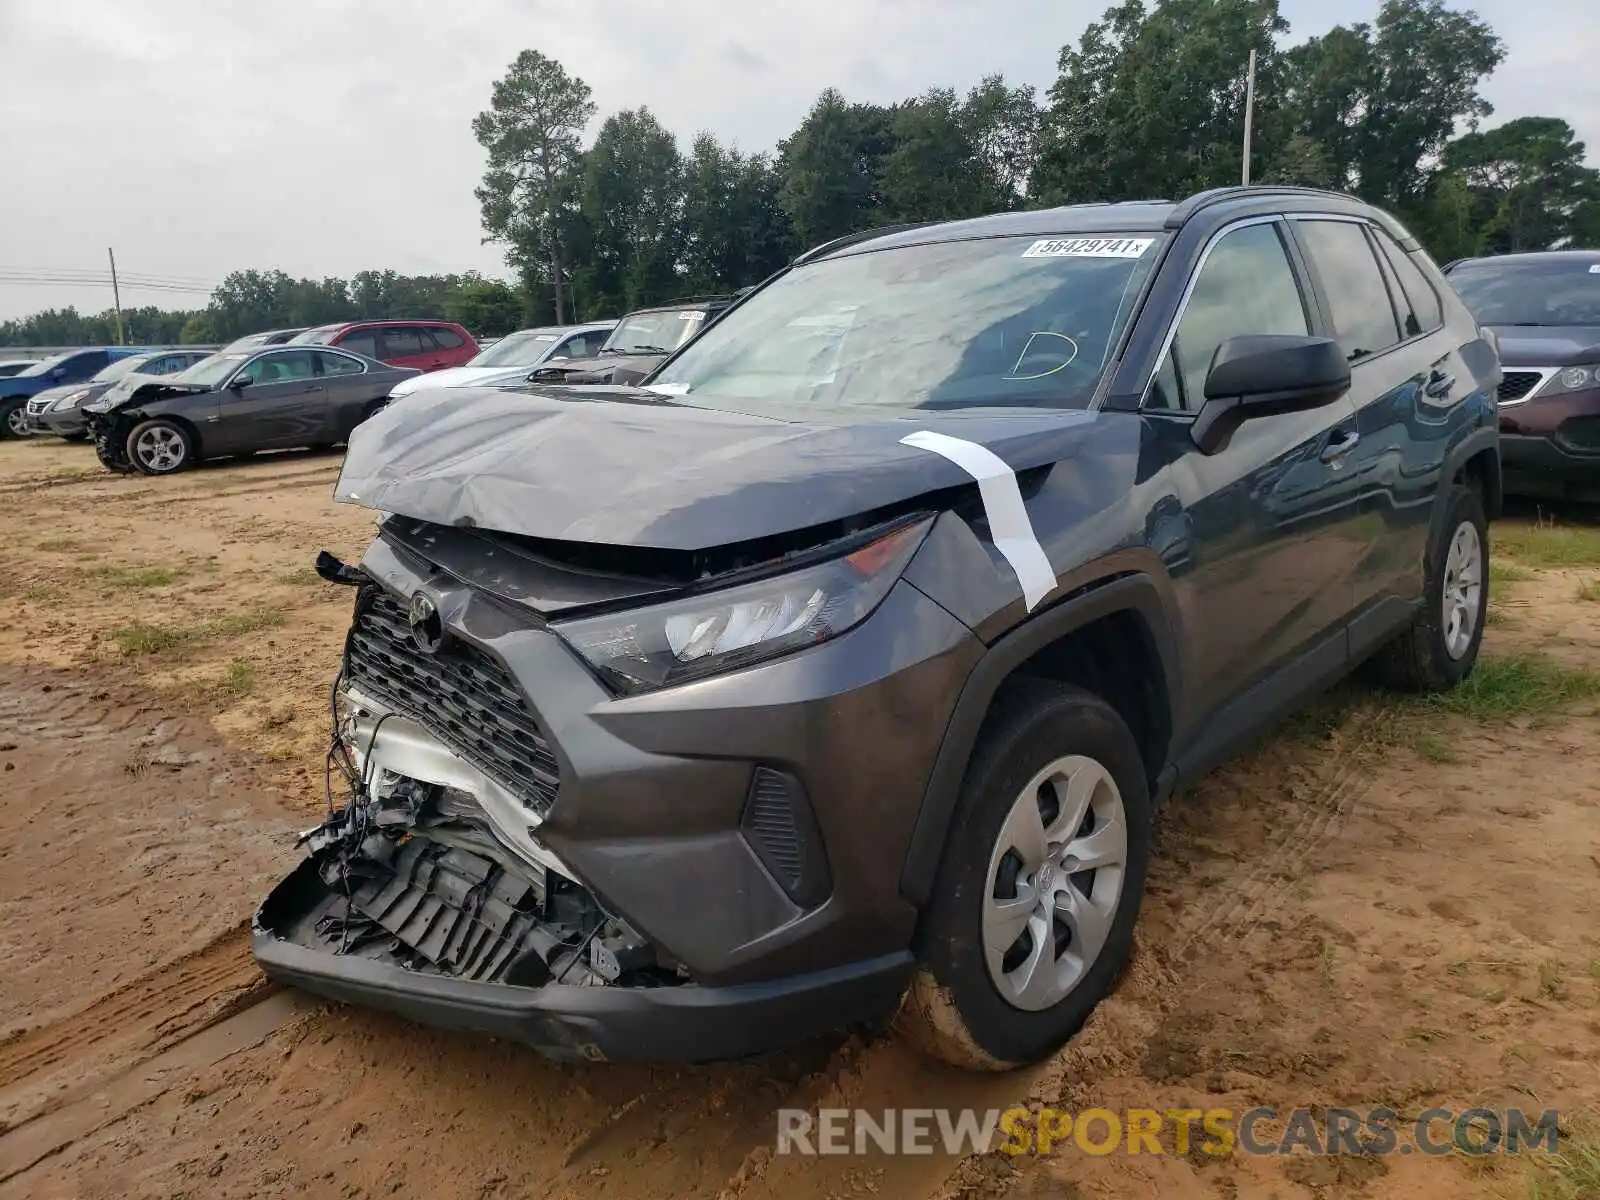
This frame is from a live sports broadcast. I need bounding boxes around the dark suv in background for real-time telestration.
[1444,250,1600,500]
[255,186,1500,1070]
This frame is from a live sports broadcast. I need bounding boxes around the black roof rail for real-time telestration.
[1164,184,1363,228]
[794,221,940,264]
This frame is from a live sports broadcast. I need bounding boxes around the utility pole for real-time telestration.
[1241,48,1257,187]
[107,247,126,345]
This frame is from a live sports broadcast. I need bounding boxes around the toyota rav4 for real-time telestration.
[253,186,1501,1070]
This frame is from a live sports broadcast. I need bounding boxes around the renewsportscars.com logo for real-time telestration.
[775,1106,1561,1158]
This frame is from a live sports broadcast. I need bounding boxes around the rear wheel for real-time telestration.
[1,400,26,440]
[126,418,194,476]
[899,680,1151,1069]
[1368,484,1487,692]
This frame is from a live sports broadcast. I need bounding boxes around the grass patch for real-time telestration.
[1410,654,1600,723]
[218,659,256,697]
[1492,561,1536,584]
[109,607,285,656]
[33,536,86,553]
[78,563,185,590]
[1537,960,1566,1001]
[1527,1126,1600,1200]
[1578,579,1600,603]
[273,567,326,588]
[1496,520,1600,568]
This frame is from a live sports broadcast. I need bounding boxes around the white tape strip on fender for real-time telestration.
[900,430,1056,611]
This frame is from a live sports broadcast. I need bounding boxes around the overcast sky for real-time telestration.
[0,0,1594,322]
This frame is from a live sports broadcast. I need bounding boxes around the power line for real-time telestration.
[0,275,215,295]
[0,264,219,286]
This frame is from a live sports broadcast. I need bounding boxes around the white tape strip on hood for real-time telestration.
[900,430,1056,611]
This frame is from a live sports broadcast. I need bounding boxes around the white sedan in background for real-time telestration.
[387,321,616,400]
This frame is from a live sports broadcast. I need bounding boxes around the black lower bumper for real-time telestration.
[252,857,912,1063]
[1500,434,1600,498]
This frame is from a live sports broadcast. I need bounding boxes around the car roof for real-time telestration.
[330,318,462,329]
[802,186,1416,263]
[1447,249,1600,269]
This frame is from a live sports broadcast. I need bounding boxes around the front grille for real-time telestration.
[25,398,50,415]
[1497,372,1544,403]
[344,589,561,817]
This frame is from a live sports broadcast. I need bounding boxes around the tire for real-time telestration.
[1,400,26,440]
[1368,483,1487,692]
[126,418,194,476]
[899,679,1152,1070]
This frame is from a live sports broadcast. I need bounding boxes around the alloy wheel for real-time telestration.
[1442,521,1483,660]
[133,426,186,472]
[983,754,1128,1012]
[4,407,25,437]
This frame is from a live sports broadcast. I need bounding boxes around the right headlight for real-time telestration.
[552,518,932,693]
[1534,364,1600,398]
[51,389,91,410]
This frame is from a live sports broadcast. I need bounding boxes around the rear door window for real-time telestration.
[382,327,427,358]
[1372,231,1443,337]
[428,326,464,349]
[1295,220,1402,361]
[315,350,365,377]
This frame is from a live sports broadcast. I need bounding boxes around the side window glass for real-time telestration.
[383,328,426,357]
[431,327,464,349]
[239,350,317,387]
[1373,231,1443,335]
[342,330,380,358]
[316,351,364,377]
[1147,222,1310,411]
[1296,220,1402,361]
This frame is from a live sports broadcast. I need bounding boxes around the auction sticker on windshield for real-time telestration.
[679,311,707,320]
[1021,237,1154,259]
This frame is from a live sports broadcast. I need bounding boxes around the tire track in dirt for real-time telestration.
[0,924,268,1117]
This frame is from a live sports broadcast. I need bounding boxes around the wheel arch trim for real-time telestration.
[899,573,1181,906]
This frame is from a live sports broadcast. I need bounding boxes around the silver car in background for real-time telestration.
[386,321,616,401]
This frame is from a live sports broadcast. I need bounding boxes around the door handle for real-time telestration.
[1321,428,1360,463]
[1423,369,1456,398]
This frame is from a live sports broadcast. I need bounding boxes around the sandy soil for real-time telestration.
[0,436,1597,1199]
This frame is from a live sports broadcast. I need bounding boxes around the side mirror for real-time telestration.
[1191,335,1351,454]
[229,376,251,391]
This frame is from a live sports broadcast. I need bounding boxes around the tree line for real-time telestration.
[4,0,1596,348]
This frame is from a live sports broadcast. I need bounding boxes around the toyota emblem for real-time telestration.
[408,591,445,655]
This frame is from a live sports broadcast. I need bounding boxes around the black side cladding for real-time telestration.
[343,587,561,817]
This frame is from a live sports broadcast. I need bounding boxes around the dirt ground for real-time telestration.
[1,437,1597,1200]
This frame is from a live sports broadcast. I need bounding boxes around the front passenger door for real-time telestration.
[213,349,326,452]
[1143,220,1366,767]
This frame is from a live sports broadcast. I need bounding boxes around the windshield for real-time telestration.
[91,354,156,383]
[651,234,1163,417]
[290,324,344,345]
[1449,259,1600,326]
[603,309,709,355]
[18,353,70,378]
[172,351,248,388]
[467,329,563,368]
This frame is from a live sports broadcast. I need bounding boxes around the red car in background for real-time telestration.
[290,320,479,373]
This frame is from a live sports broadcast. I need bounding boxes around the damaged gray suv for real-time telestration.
[254,186,1502,1069]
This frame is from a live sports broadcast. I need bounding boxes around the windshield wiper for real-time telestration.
[624,345,671,355]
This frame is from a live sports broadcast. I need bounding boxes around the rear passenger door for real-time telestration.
[381,326,438,372]
[312,350,376,440]
[1143,218,1365,761]
[1287,217,1468,652]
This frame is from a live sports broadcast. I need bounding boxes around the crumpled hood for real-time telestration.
[334,383,1102,550]
[1487,325,1600,367]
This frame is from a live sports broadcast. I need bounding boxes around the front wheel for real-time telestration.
[126,418,194,475]
[1368,483,1487,692]
[1,400,26,440]
[899,680,1151,1070]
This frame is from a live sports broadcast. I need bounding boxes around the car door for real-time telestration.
[212,349,327,452]
[1140,218,1366,768]
[311,350,374,439]
[1293,220,1475,654]
[380,326,435,372]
